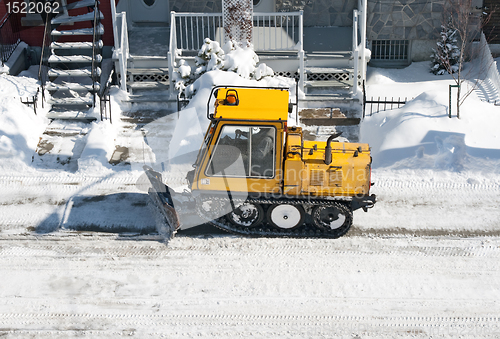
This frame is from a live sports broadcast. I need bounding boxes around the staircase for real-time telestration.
[303,53,355,103]
[299,26,358,104]
[44,0,103,121]
[123,24,174,106]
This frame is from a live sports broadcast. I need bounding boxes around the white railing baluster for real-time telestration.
[168,11,176,97]
[190,17,194,50]
[202,16,205,45]
[184,17,188,50]
[352,10,359,97]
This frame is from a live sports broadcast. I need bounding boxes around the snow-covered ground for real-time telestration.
[0,56,500,337]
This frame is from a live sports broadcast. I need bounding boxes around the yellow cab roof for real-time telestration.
[213,87,289,121]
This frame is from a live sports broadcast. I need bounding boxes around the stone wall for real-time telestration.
[170,0,222,13]
[367,0,444,41]
[275,0,356,27]
[168,0,444,36]
[167,0,486,62]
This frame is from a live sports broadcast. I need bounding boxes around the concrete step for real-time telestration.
[305,67,352,74]
[48,68,101,77]
[51,11,103,25]
[48,97,94,106]
[305,80,352,88]
[304,53,352,68]
[48,54,102,63]
[45,110,98,121]
[298,108,360,126]
[127,81,169,90]
[52,24,104,36]
[46,82,100,91]
[128,56,169,68]
[50,40,103,50]
[122,95,175,103]
[300,94,358,102]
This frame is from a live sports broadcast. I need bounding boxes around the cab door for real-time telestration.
[194,122,284,196]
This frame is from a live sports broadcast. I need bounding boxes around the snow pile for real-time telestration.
[77,121,117,174]
[361,62,500,173]
[0,71,48,170]
[0,42,28,75]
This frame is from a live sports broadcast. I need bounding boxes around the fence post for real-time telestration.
[449,84,459,118]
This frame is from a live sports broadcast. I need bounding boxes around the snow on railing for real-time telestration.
[169,11,305,95]
[110,0,129,91]
[475,32,500,101]
[170,11,303,53]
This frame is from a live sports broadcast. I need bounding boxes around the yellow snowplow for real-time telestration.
[144,86,375,239]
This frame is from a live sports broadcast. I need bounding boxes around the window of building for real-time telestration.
[371,40,409,60]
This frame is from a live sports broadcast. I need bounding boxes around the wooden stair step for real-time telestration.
[305,67,352,74]
[305,80,352,88]
[48,68,101,77]
[66,0,99,11]
[48,54,102,63]
[50,40,103,49]
[45,110,97,121]
[122,95,175,103]
[46,82,100,91]
[127,81,169,90]
[52,24,104,36]
[51,11,103,25]
[48,97,94,105]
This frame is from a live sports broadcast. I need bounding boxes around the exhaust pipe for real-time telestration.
[324,132,342,165]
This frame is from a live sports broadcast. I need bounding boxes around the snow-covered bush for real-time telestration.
[195,38,225,74]
[430,18,461,75]
[174,38,275,98]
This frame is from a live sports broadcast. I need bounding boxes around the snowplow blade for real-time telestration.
[143,165,180,240]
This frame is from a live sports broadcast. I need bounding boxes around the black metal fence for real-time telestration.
[38,15,51,106]
[364,97,407,117]
[0,12,21,66]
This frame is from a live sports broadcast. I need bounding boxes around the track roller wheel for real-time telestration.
[197,198,229,221]
[312,203,353,237]
[267,204,305,230]
[226,203,264,228]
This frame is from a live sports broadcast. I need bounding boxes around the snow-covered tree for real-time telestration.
[431,0,493,118]
[430,18,461,75]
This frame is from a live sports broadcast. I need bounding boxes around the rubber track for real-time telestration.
[197,197,355,239]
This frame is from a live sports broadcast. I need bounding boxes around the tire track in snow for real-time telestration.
[1,237,499,337]
[0,237,499,259]
[1,313,499,338]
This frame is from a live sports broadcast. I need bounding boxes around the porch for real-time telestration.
[111,1,369,105]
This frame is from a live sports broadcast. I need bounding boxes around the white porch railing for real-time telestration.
[352,0,368,98]
[110,0,129,91]
[169,11,305,95]
[471,32,500,103]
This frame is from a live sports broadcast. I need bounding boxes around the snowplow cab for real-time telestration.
[192,86,289,195]
[192,86,373,199]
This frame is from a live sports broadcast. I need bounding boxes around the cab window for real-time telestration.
[206,125,275,178]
